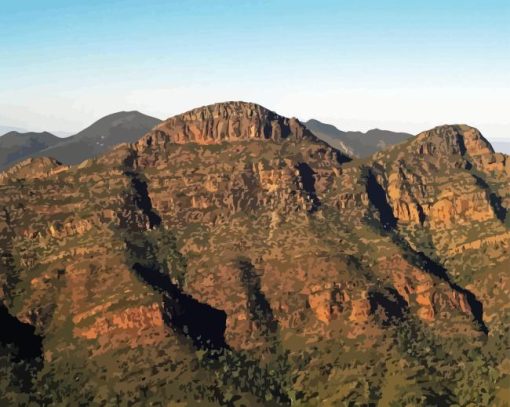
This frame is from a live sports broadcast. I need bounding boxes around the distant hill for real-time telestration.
[35,111,161,164]
[304,118,412,157]
[0,131,61,170]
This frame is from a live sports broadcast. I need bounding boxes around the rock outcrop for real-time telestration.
[139,101,317,146]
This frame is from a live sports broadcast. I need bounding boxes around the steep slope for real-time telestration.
[0,131,61,170]
[305,118,412,157]
[35,111,161,165]
[0,103,508,405]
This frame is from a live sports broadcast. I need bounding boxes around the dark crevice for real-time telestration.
[131,262,227,349]
[416,202,426,225]
[456,133,467,156]
[452,284,488,333]
[365,169,397,230]
[296,162,321,213]
[280,123,291,139]
[123,170,162,228]
[464,160,473,171]
[0,303,43,361]
[369,288,408,325]
[335,150,352,164]
[237,259,278,337]
[122,147,162,228]
[263,123,272,139]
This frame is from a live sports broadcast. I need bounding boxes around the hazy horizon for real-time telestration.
[1,0,509,141]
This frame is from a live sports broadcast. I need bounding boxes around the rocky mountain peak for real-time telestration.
[172,101,280,121]
[414,124,494,157]
[138,101,315,147]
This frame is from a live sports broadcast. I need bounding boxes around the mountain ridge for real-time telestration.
[305,118,413,157]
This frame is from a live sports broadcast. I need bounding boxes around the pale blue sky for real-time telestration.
[0,0,509,140]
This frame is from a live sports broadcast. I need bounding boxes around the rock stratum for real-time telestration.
[0,102,509,406]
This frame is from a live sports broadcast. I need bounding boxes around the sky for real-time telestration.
[0,0,509,141]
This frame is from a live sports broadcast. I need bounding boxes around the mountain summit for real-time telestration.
[142,101,328,145]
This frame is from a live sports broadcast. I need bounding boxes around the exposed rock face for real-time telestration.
[73,303,165,354]
[141,101,317,146]
[0,102,508,405]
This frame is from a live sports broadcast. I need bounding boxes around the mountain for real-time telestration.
[0,102,508,405]
[34,111,162,165]
[0,131,61,170]
[305,118,413,157]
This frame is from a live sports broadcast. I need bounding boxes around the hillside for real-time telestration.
[0,102,508,405]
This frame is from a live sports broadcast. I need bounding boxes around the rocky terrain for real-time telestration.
[0,102,508,406]
[304,118,412,157]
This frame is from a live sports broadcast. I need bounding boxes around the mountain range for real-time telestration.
[2,112,508,171]
[0,111,161,170]
[0,101,509,405]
